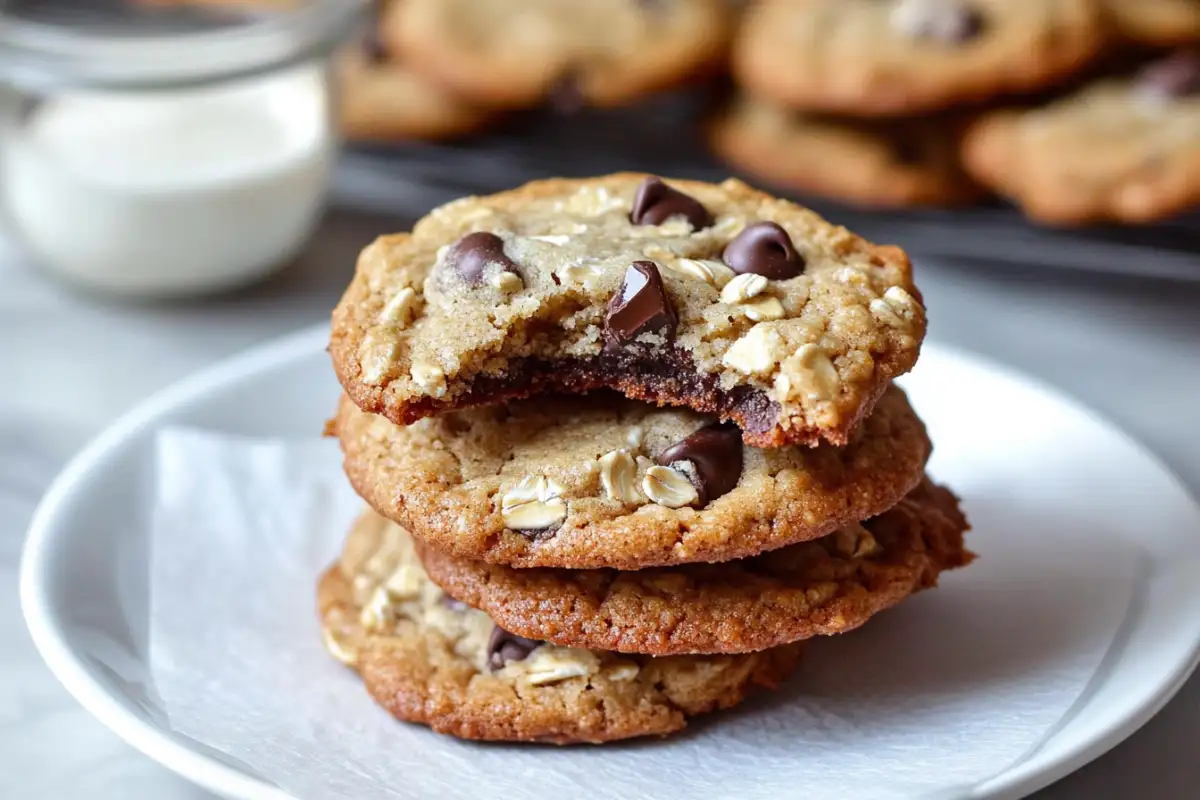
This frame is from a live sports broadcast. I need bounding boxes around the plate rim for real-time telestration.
[20,323,1200,800]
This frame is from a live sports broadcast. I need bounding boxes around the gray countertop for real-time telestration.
[2,204,1198,799]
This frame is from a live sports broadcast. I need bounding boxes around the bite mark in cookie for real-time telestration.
[331,174,924,448]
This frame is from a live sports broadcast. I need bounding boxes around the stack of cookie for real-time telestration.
[321,173,973,744]
[712,0,1200,224]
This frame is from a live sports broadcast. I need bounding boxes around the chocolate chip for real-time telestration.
[605,261,677,347]
[729,386,782,435]
[722,222,804,280]
[361,0,388,63]
[487,626,541,670]
[1137,50,1200,100]
[894,0,985,45]
[444,232,519,286]
[657,422,743,505]
[630,177,714,229]
[890,130,930,166]
[549,71,585,114]
[361,30,388,63]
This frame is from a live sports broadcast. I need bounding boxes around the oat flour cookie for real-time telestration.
[331,385,931,570]
[319,512,803,743]
[416,478,973,655]
[733,0,1108,116]
[962,50,1200,224]
[1104,0,1200,46]
[708,94,983,208]
[330,174,925,448]
[385,0,731,110]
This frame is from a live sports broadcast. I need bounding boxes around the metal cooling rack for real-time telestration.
[332,92,1200,282]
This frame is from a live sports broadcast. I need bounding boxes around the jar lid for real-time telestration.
[0,0,369,90]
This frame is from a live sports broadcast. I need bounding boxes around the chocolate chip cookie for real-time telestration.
[416,478,972,655]
[330,174,925,448]
[733,0,1108,116]
[1104,0,1200,46]
[338,50,493,143]
[962,50,1200,224]
[319,511,803,743]
[384,0,731,110]
[708,94,983,208]
[330,384,931,570]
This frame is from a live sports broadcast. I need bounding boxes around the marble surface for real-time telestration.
[2,208,1199,799]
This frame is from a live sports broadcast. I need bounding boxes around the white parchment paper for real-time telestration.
[149,428,1139,800]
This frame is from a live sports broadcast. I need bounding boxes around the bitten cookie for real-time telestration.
[962,50,1200,224]
[319,512,803,743]
[733,0,1108,116]
[1104,0,1200,46]
[708,94,983,208]
[383,0,731,110]
[330,173,926,448]
[417,478,973,655]
[330,385,931,570]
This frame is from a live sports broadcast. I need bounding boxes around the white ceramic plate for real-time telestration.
[20,325,1200,800]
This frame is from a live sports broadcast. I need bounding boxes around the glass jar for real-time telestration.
[0,0,367,298]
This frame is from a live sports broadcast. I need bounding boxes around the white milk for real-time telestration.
[2,66,333,297]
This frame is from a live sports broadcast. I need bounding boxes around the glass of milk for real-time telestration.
[0,0,367,298]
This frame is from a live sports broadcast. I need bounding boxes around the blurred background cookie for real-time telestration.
[961,50,1200,224]
[385,0,732,110]
[338,52,494,143]
[1103,0,1200,47]
[708,93,983,208]
[732,0,1109,116]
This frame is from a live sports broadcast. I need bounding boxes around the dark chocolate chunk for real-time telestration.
[605,261,678,346]
[630,177,714,229]
[722,222,804,280]
[487,626,541,670]
[549,71,585,114]
[895,0,985,45]
[361,29,388,63]
[729,385,782,436]
[890,129,931,166]
[361,0,388,63]
[445,232,518,286]
[1137,50,1200,100]
[657,422,743,505]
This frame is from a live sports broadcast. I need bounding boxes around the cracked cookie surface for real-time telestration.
[319,512,802,743]
[330,385,930,570]
[330,173,925,448]
[962,52,1200,224]
[733,0,1107,116]
[383,0,731,110]
[708,93,983,208]
[417,478,972,655]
